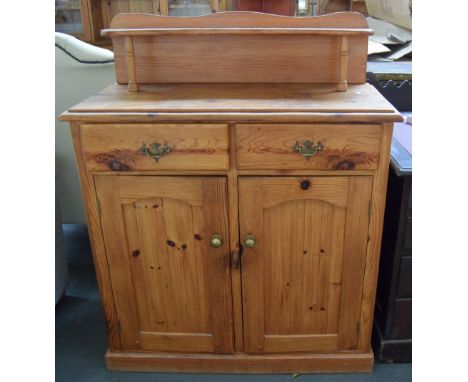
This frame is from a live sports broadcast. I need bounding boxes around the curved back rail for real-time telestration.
[102,12,372,92]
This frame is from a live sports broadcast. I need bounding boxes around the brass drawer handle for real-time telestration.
[292,140,323,160]
[139,142,172,162]
[210,234,223,248]
[244,234,256,249]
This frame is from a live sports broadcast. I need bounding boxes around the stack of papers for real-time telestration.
[364,0,412,61]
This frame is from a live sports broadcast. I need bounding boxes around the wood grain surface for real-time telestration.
[239,176,372,353]
[67,83,397,114]
[236,124,382,170]
[109,11,370,29]
[105,349,374,373]
[94,175,234,353]
[81,123,229,171]
[69,123,123,350]
[358,123,394,351]
[63,14,399,367]
[103,12,370,85]
[111,34,368,84]
[61,8,401,372]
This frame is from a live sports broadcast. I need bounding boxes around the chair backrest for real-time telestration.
[55,32,115,224]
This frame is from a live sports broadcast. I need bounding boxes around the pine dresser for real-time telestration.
[60,11,403,373]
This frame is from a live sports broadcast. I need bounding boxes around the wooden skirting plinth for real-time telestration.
[106,350,374,373]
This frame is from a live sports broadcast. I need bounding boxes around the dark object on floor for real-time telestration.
[372,132,412,363]
[366,72,412,112]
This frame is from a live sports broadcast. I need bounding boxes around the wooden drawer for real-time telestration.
[236,124,382,170]
[81,124,229,171]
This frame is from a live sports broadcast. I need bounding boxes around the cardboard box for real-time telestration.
[364,0,412,30]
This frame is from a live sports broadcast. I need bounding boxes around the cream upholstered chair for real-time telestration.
[55,32,115,224]
[55,33,115,303]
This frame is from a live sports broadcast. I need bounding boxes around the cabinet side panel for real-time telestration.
[338,176,373,350]
[359,123,394,351]
[70,123,123,350]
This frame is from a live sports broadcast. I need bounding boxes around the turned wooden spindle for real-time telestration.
[125,36,138,92]
[337,35,349,92]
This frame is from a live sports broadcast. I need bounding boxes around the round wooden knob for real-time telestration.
[300,180,311,190]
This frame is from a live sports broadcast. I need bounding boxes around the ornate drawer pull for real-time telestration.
[139,142,172,162]
[292,140,323,160]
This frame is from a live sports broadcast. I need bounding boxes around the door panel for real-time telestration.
[95,176,233,353]
[239,176,372,353]
[263,199,343,335]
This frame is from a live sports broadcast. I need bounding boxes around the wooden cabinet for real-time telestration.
[233,0,297,15]
[55,0,93,41]
[55,1,227,44]
[60,12,403,373]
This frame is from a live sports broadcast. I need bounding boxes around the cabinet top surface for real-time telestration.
[63,83,402,122]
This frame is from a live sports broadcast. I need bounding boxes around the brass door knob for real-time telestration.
[244,234,256,249]
[210,234,223,248]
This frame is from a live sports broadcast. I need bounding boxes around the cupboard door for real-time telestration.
[239,176,372,353]
[95,176,233,353]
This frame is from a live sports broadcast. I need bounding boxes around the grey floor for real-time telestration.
[56,224,412,382]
